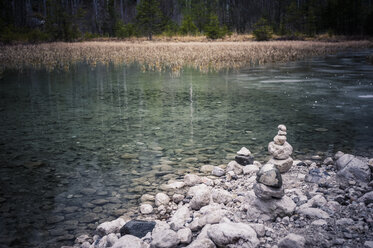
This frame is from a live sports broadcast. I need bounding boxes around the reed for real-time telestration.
[0,40,371,73]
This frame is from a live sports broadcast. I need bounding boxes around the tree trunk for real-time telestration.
[120,0,124,21]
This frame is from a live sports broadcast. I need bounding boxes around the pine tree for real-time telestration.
[136,0,163,40]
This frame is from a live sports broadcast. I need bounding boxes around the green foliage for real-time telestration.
[205,14,225,39]
[136,0,163,40]
[115,21,137,38]
[253,18,273,41]
[162,20,179,37]
[180,16,197,35]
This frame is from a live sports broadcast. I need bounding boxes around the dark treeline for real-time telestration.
[1,0,373,42]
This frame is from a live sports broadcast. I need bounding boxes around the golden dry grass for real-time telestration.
[0,40,371,74]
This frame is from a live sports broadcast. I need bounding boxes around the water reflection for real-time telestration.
[0,49,372,247]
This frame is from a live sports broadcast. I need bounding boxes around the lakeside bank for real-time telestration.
[69,125,373,248]
[1,40,372,74]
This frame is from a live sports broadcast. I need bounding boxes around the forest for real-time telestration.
[1,0,373,43]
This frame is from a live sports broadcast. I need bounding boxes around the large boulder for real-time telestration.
[97,218,126,236]
[155,193,170,207]
[278,233,306,248]
[112,235,146,248]
[120,219,156,238]
[207,221,259,248]
[247,191,296,219]
[336,154,371,183]
[151,224,180,248]
[268,141,293,160]
[170,206,191,231]
[256,163,282,188]
[190,185,211,210]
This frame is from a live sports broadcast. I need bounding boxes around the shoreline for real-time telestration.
[68,125,373,248]
[1,40,372,74]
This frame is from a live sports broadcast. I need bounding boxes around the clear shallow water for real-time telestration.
[0,49,373,247]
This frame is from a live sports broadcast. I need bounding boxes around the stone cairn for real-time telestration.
[254,124,293,200]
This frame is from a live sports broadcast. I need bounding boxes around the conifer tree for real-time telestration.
[136,0,163,40]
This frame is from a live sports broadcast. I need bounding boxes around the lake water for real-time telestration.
[0,49,372,247]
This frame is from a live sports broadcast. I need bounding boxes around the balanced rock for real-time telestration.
[235,155,254,166]
[274,135,287,145]
[237,147,252,156]
[278,124,287,132]
[268,157,294,173]
[268,141,293,160]
[253,182,285,200]
[256,163,282,188]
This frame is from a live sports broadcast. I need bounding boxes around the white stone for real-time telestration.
[212,166,225,177]
[107,233,118,247]
[336,218,354,225]
[177,228,192,244]
[97,236,108,248]
[297,207,330,219]
[141,194,155,203]
[164,181,185,190]
[155,193,170,207]
[184,174,202,186]
[185,238,216,248]
[249,223,266,237]
[170,206,190,231]
[311,219,327,226]
[278,233,305,248]
[140,204,153,215]
[243,164,259,175]
[172,193,184,204]
[96,218,125,236]
[190,185,211,210]
[112,235,146,248]
[211,188,233,205]
[237,147,251,156]
[207,221,259,248]
[151,227,179,248]
[364,241,373,248]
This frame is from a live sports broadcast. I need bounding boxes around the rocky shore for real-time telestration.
[66,125,373,248]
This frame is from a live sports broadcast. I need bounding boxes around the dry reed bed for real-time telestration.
[0,40,371,73]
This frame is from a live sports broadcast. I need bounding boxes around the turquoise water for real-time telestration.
[0,49,372,247]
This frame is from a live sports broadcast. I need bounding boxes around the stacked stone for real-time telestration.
[253,124,293,200]
[254,163,284,200]
[268,124,293,173]
[235,147,254,166]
